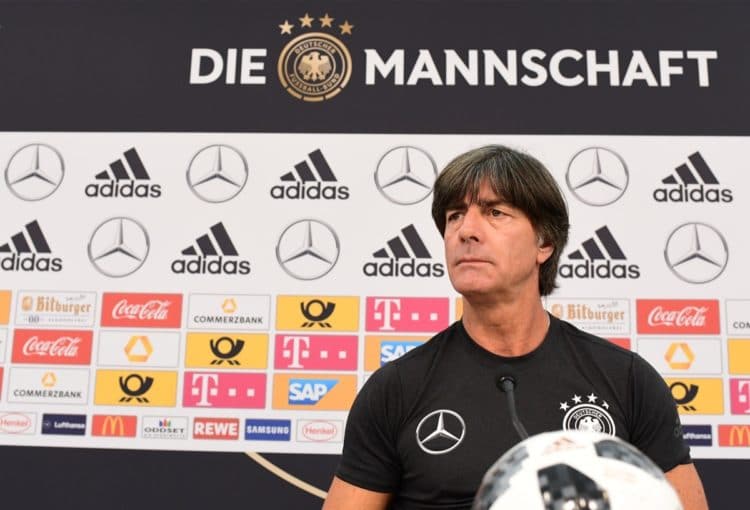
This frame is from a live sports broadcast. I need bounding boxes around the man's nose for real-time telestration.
[458,207,481,242]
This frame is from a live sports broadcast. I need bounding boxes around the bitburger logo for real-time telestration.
[277,13,353,102]
[171,222,251,275]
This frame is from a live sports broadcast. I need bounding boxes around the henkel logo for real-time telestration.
[94,370,178,407]
[15,291,96,327]
[193,417,240,440]
[545,298,630,336]
[559,226,639,279]
[730,379,750,415]
[273,373,357,410]
[92,415,137,437]
[0,412,35,434]
[182,372,266,409]
[188,293,270,330]
[12,329,93,365]
[718,425,750,447]
[185,332,268,369]
[365,297,449,332]
[363,224,444,278]
[97,331,180,368]
[297,419,344,442]
[635,338,722,374]
[636,299,720,334]
[364,336,429,371]
[101,293,182,328]
[274,334,357,370]
[653,151,733,204]
[665,378,723,414]
[276,295,359,331]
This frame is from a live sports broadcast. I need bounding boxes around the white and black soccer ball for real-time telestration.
[473,430,683,510]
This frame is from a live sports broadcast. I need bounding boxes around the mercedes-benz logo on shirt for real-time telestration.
[565,147,628,206]
[186,144,248,203]
[415,409,466,455]
[4,143,65,201]
[664,222,728,284]
[275,219,340,280]
[375,146,437,205]
[87,217,150,277]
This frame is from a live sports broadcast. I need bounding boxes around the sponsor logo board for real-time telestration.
[726,300,750,336]
[718,425,750,447]
[364,335,429,371]
[12,329,93,365]
[0,412,36,434]
[682,425,713,446]
[185,333,268,369]
[636,299,720,334]
[92,415,138,437]
[665,378,723,414]
[0,290,10,324]
[101,293,183,328]
[274,334,357,370]
[245,418,291,441]
[141,416,188,440]
[729,379,750,415]
[546,298,630,336]
[363,224,444,278]
[193,417,240,440]
[728,339,750,375]
[188,294,270,330]
[296,419,344,442]
[0,330,6,363]
[97,331,180,368]
[15,290,96,327]
[182,372,266,408]
[276,295,358,331]
[41,413,86,435]
[273,373,356,410]
[365,297,449,332]
[8,367,89,404]
[635,338,722,374]
[94,370,178,406]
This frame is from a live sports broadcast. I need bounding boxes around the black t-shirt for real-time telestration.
[336,316,690,510]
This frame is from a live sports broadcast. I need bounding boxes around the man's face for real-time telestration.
[443,181,552,301]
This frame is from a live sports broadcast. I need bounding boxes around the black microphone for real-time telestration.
[496,375,529,440]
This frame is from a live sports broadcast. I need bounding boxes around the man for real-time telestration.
[324,145,708,510]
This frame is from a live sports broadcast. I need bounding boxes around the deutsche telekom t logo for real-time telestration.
[730,379,750,414]
[274,335,357,370]
[182,372,266,408]
[365,297,449,332]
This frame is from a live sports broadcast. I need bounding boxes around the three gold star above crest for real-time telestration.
[278,15,354,35]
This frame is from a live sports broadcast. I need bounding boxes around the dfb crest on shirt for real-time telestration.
[559,392,616,436]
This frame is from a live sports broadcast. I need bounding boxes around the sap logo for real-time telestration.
[380,341,422,365]
[288,379,337,405]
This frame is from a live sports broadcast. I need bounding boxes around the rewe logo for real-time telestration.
[0,220,62,272]
[653,152,732,203]
[363,224,444,277]
[85,148,162,198]
[270,149,349,200]
[171,222,250,275]
[558,226,640,279]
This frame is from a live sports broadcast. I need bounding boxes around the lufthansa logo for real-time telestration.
[415,409,465,455]
[276,219,340,280]
[5,143,65,201]
[278,32,352,102]
[664,222,728,284]
[186,145,249,203]
[375,146,437,205]
[566,147,629,206]
[87,217,150,278]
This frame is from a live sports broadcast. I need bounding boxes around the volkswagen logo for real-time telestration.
[276,219,340,280]
[87,217,150,278]
[186,144,248,203]
[566,147,628,206]
[664,222,728,284]
[415,409,465,455]
[375,146,437,205]
[5,143,65,201]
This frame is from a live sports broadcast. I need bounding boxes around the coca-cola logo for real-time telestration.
[647,306,708,327]
[112,299,171,320]
[302,420,338,442]
[0,413,33,434]
[22,336,81,357]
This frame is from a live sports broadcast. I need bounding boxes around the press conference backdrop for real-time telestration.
[0,1,748,508]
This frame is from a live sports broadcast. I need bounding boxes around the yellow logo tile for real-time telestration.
[665,377,723,415]
[728,339,750,374]
[185,332,268,368]
[276,296,359,331]
[95,370,177,407]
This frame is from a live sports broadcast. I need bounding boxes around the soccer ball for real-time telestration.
[473,430,683,510]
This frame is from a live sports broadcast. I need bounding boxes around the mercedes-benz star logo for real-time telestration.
[276,219,340,280]
[566,147,628,206]
[5,143,65,201]
[88,217,150,278]
[375,146,437,205]
[187,144,248,203]
[664,222,728,284]
[415,409,466,455]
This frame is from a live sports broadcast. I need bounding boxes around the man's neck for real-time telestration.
[461,295,550,357]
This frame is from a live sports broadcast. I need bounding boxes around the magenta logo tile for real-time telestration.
[365,297,449,333]
[274,334,358,370]
[182,372,266,409]
[730,379,750,414]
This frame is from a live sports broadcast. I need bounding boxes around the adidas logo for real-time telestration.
[0,220,62,272]
[363,224,444,277]
[653,152,732,203]
[270,149,350,200]
[85,148,162,198]
[558,226,640,279]
[170,222,250,275]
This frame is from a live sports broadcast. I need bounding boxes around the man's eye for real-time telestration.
[447,212,462,222]
[490,209,504,217]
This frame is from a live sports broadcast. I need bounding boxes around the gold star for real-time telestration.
[279,20,294,34]
[319,13,334,27]
[299,13,314,28]
[339,20,354,35]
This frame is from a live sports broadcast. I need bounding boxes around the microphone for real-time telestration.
[496,375,529,440]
